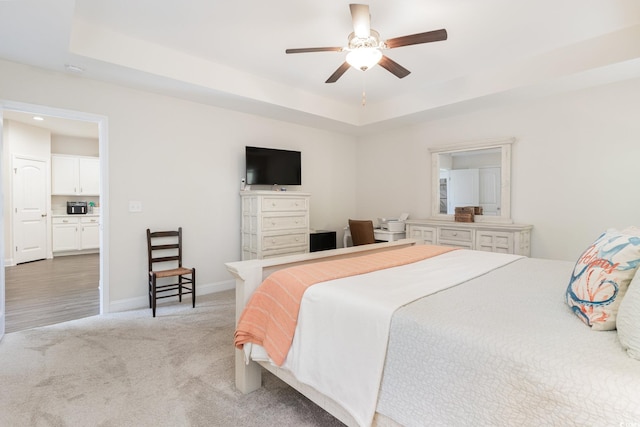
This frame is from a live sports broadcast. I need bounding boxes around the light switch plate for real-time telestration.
[129,201,142,212]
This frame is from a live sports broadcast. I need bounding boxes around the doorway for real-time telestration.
[0,101,110,338]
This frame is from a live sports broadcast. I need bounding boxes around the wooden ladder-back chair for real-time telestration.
[146,227,196,317]
[348,219,376,246]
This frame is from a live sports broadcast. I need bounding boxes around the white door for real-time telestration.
[13,157,48,264]
[479,167,501,216]
[448,168,479,214]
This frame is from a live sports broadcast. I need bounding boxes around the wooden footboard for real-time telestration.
[225,239,416,425]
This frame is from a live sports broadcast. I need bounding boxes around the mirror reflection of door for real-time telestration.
[13,156,48,264]
[448,168,479,214]
[479,167,501,216]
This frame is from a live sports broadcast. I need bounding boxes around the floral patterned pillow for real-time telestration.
[566,229,640,330]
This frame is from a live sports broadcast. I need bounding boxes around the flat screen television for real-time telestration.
[245,146,302,186]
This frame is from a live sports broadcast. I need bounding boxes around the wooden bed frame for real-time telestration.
[225,239,417,427]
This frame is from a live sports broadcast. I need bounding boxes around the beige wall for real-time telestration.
[355,77,640,261]
[51,134,99,156]
[0,60,358,309]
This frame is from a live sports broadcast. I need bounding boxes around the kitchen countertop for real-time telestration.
[52,213,100,218]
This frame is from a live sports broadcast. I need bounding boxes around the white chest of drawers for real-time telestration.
[405,219,532,256]
[241,191,310,260]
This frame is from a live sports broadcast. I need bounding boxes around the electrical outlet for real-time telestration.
[129,201,142,212]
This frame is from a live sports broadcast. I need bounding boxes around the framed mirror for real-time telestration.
[429,138,514,223]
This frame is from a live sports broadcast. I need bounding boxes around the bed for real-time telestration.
[225,238,640,427]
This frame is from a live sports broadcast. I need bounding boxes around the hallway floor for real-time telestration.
[5,253,99,333]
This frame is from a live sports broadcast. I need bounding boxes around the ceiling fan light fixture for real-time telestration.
[285,5,447,83]
[346,47,382,71]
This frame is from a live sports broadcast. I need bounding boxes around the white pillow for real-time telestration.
[566,229,640,330]
[617,271,640,360]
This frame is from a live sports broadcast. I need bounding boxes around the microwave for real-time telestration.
[67,201,87,214]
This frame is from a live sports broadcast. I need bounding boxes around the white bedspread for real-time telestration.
[282,249,522,427]
[377,257,640,426]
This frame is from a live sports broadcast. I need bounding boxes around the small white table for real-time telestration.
[343,227,406,247]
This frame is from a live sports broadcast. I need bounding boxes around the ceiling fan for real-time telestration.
[285,4,448,83]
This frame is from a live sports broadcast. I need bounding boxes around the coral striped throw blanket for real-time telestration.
[234,244,457,366]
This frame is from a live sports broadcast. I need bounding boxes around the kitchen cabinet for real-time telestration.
[405,219,532,256]
[240,191,310,260]
[52,218,79,252]
[51,155,99,196]
[52,215,100,254]
[80,217,100,249]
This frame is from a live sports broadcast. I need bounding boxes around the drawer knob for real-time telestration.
[453,232,457,236]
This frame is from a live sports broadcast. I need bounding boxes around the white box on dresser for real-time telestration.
[241,191,310,260]
[405,219,532,256]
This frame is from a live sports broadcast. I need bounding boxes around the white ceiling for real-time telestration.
[1,0,640,135]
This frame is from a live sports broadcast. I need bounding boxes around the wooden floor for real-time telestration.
[5,254,100,333]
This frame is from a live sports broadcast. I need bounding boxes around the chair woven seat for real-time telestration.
[152,267,194,279]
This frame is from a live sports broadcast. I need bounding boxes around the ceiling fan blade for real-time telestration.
[286,47,343,54]
[385,29,448,49]
[325,62,351,83]
[378,55,411,79]
[349,4,370,38]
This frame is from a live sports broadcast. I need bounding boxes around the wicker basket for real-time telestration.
[454,213,474,222]
[454,206,475,222]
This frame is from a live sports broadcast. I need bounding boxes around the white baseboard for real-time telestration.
[108,279,235,313]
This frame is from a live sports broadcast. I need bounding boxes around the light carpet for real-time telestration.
[0,290,344,427]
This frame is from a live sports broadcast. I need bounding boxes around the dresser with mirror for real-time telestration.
[408,137,532,256]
